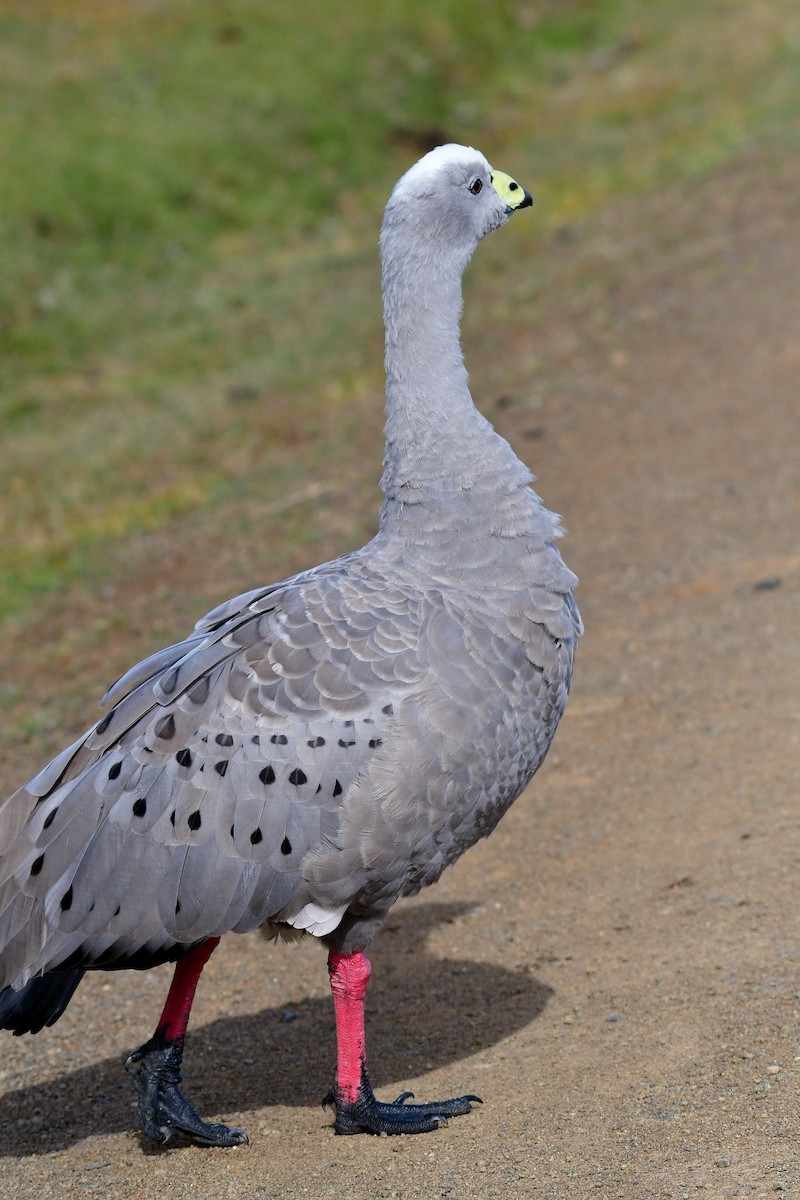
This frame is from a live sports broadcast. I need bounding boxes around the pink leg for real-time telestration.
[125,938,247,1147]
[325,947,481,1136]
[328,948,372,1103]
[156,937,219,1046]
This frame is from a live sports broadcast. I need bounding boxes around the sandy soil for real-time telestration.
[1,147,799,1199]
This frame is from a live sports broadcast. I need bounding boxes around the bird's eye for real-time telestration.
[468,177,483,195]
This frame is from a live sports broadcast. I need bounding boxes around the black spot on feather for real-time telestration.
[132,797,147,818]
[214,760,228,777]
[369,738,383,749]
[382,703,394,716]
[215,733,234,747]
[259,765,276,785]
[176,749,193,767]
[288,768,307,786]
[169,811,176,826]
[281,837,292,855]
[188,811,202,831]
[333,779,343,797]
[250,827,263,845]
[187,677,210,706]
[271,733,288,745]
[161,668,179,695]
[155,714,176,740]
[30,854,44,877]
[43,808,57,831]
[60,886,73,912]
[108,761,122,781]
[96,710,114,735]
[308,736,325,748]
[338,738,356,749]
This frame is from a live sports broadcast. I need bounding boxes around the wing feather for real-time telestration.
[0,556,419,987]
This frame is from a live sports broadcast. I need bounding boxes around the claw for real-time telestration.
[329,1072,480,1136]
[126,1030,248,1147]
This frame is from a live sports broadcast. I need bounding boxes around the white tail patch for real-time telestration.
[284,901,347,938]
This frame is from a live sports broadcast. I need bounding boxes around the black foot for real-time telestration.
[323,1076,481,1135]
[125,1030,248,1147]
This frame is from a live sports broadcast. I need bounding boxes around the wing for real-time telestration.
[0,554,425,990]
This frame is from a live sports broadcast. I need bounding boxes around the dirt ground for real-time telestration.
[1,146,799,1199]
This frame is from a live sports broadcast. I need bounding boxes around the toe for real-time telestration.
[191,1123,249,1148]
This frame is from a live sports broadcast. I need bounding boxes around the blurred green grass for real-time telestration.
[1,0,799,631]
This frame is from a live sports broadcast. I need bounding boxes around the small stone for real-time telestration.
[714,1157,732,1168]
[753,576,782,591]
[766,1064,781,1075]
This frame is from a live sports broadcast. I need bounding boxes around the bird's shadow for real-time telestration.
[0,901,552,1157]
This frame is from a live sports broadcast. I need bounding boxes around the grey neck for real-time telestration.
[378,219,531,524]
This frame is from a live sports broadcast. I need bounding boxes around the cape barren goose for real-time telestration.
[0,145,582,1146]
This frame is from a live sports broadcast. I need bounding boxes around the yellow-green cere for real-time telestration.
[491,170,531,209]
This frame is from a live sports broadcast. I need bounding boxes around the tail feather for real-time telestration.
[0,968,85,1035]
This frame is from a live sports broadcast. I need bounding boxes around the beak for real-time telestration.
[491,170,533,212]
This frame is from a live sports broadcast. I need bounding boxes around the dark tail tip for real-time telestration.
[0,969,85,1035]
